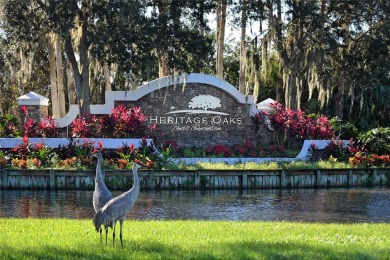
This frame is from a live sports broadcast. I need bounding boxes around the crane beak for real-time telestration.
[90,149,100,157]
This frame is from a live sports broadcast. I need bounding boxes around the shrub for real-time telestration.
[206,144,233,157]
[71,114,96,138]
[182,148,196,158]
[38,116,60,137]
[9,136,31,160]
[22,116,60,138]
[70,105,155,138]
[349,153,390,167]
[324,139,350,161]
[116,143,137,168]
[252,101,335,147]
[30,141,55,167]
[7,137,56,168]
[358,127,390,155]
[0,114,20,137]
[162,140,179,153]
[233,140,258,157]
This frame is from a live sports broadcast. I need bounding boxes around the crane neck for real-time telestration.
[133,169,140,189]
[130,166,140,196]
[95,158,104,183]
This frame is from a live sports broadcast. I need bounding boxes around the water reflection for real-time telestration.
[1,188,389,223]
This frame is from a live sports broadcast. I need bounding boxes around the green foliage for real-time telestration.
[175,160,352,171]
[30,142,55,167]
[116,143,137,162]
[359,127,390,155]
[0,114,20,137]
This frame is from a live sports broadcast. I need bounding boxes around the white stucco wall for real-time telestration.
[55,73,258,127]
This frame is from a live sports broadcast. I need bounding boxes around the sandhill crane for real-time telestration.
[93,161,143,247]
[91,150,113,245]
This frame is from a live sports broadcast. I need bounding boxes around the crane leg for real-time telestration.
[120,220,124,248]
[99,227,102,244]
[112,223,116,247]
[105,226,108,245]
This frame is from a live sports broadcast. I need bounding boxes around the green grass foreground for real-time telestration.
[0,219,389,259]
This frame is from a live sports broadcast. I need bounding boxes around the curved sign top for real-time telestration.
[56,73,256,128]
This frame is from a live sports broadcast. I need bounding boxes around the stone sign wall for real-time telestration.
[123,83,253,146]
[52,73,273,147]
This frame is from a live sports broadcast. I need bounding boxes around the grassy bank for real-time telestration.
[0,219,388,259]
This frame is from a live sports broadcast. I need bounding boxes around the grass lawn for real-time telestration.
[0,219,389,259]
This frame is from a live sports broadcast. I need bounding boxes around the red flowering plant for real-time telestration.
[323,139,349,160]
[255,101,335,148]
[6,136,55,169]
[37,116,60,137]
[30,141,54,168]
[12,158,27,169]
[22,116,61,137]
[107,105,149,138]
[348,153,387,167]
[56,138,96,168]
[347,128,390,167]
[0,149,7,168]
[136,138,162,169]
[94,114,113,138]
[71,114,96,138]
[206,144,233,157]
[251,111,266,126]
[162,140,179,153]
[157,140,179,160]
[20,105,29,116]
[75,138,95,163]
[117,159,128,169]
[233,140,258,157]
[114,140,161,170]
[116,143,137,169]
[56,139,78,159]
[9,136,31,160]
[71,105,155,139]
[260,145,287,157]
[23,118,39,137]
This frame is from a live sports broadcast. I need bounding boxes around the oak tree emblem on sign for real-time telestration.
[188,95,221,111]
[166,94,228,115]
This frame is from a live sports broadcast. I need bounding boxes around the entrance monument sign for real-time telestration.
[48,73,271,147]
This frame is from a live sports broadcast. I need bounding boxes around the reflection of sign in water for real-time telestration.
[166,95,229,115]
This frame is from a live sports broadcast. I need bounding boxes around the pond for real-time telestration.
[0,188,389,223]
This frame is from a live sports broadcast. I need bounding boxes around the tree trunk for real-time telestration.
[198,1,205,73]
[55,34,66,117]
[64,34,90,116]
[216,0,226,79]
[0,89,3,116]
[66,58,76,105]
[18,47,34,96]
[320,0,326,15]
[47,33,60,118]
[334,76,345,119]
[158,50,169,77]
[261,37,268,83]
[157,2,170,77]
[239,0,247,94]
[251,39,260,103]
[103,62,112,91]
